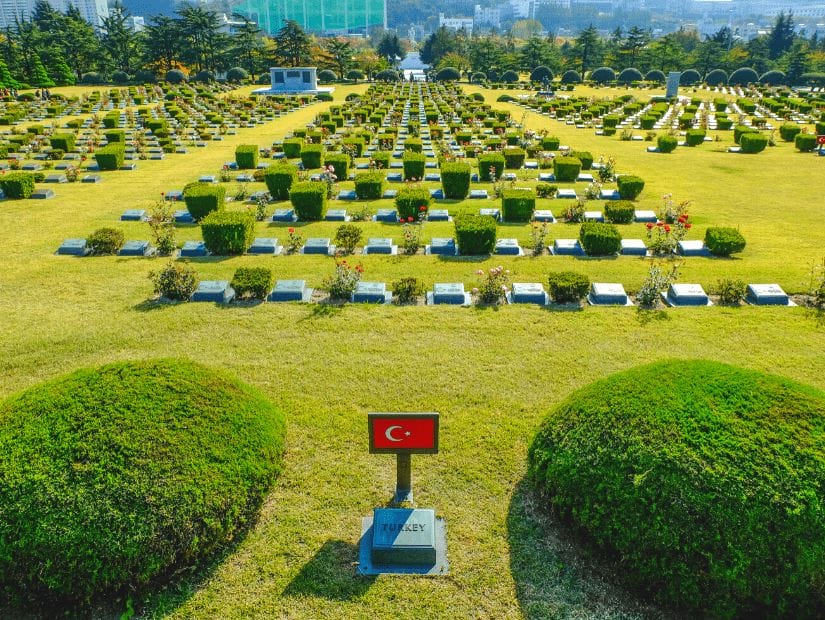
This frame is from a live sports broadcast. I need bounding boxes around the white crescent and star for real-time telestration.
[384,425,411,442]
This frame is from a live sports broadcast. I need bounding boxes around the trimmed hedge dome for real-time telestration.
[0,359,286,602]
[528,360,825,618]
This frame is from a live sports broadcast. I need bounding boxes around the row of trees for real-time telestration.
[0,1,406,87]
[421,12,825,85]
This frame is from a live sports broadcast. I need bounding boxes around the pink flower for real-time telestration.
[476,269,484,276]
[407,216,414,222]
[472,287,479,294]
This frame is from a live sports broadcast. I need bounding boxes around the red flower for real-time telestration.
[664,224,671,233]
[656,221,664,227]
[685,223,692,229]
[646,222,654,230]
[288,227,295,233]
[419,205,426,211]
[407,216,414,222]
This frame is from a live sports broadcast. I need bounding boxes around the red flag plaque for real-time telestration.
[368,412,439,454]
[818,135,825,145]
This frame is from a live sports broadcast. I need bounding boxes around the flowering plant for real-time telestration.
[285,227,303,254]
[659,193,691,223]
[597,156,616,183]
[325,259,363,300]
[321,164,337,198]
[636,260,681,308]
[529,222,548,256]
[646,214,691,256]
[472,265,510,304]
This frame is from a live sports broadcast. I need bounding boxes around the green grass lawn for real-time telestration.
[1,83,824,619]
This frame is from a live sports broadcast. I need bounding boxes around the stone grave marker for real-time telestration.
[746,284,793,306]
[479,208,501,221]
[620,239,648,256]
[118,240,152,256]
[179,240,208,257]
[556,189,577,200]
[268,279,312,302]
[325,209,349,221]
[302,237,334,255]
[272,209,297,222]
[494,238,522,255]
[469,189,488,199]
[352,281,391,303]
[364,237,396,255]
[428,282,469,305]
[247,237,282,255]
[120,209,147,221]
[427,209,450,222]
[44,174,68,183]
[191,280,235,303]
[56,238,89,256]
[382,189,398,199]
[677,240,710,257]
[634,210,657,223]
[665,283,711,306]
[533,210,555,222]
[551,239,585,256]
[374,209,398,223]
[508,282,548,305]
[31,188,56,200]
[81,174,102,184]
[588,282,632,306]
[427,237,457,256]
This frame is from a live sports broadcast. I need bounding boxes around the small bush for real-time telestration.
[657,134,678,153]
[739,132,768,154]
[353,172,385,200]
[503,146,526,169]
[501,70,519,83]
[561,70,582,84]
[334,223,362,254]
[282,138,302,158]
[289,181,327,221]
[604,200,634,224]
[779,123,802,142]
[150,262,198,300]
[570,150,593,170]
[617,68,642,84]
[705,69,728,86]
[679,69,701,86]
[729,67,759,85]
[440,161,471,199]
[478,153,505,181]
[713,278,747,304]
[795,133,818,152]
[530,66,553,82]
[263,164,297,200]
[553,156,582,182]
[392,277,425,303]
[231,267,274,300]
[235,144,258,169]
[183,183,226,221]
[87,227,125,255]
[0,172,35,199]
[579,222,621,256]
[435,67,460,82]
[325,260,363,299]
[165,69,187,83]
[200,211,255,255]
[324,153,349,181]
[541,136,560,150]
[300,143,324,169]
[617,175,645,200]
[193,70,215,83]
[395,187,430,220]
[705,227,746,256]
[402,151,426,181]
[49,133,75,152]
[645,70,665,83]
[80,72,105,85]
[317,69,337,83]
[134,69,156,83]
[685,129,706,146]
[590,67,616,84]
[501,189,535,222]
[454,213,497,255]
[226,67,249,82]
[94,144,125,170]
[547,271,590,303]
[104,130,125,144]
[536,183,557,198]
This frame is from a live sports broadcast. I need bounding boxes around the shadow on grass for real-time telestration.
[635,307,671,325]
[508,478,670,620]
[299,303,345,320]
[282,540,375,601]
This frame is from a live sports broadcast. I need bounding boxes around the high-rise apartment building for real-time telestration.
[0,0,108,29]
[236,0,387,35]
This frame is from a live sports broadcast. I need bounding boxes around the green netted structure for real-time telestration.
[237,0,386,35]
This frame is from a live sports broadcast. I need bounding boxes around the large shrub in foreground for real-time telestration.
[289,181,327,220]
[0,172,35,199]
[200,211,255,255]
[0,359,285,601]
[528,360,825,618]
[440,161,471,199]
[454,213,497,255]
[263,164,297,200]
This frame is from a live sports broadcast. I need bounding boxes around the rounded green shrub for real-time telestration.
[561,70,582,84]
[353,172,384,200]
[729,67,759,85]
[739,132,768,154]
[501,188,535,222]
[478,153,505,181]
[402,150,426,181]
[0,359,285,601]
[87,227,125,255]
[299,143,324,169]
[263,163,297,200]
[435,67,460,82]
[705,69,728,86]
[440,161,471,199]
[578,222,621,256]
[528,360,825,617]
[795,133,818,152]
[183,183,226,221]
[679,69,701,85]
[530,66,553,83]
[645,69,665,83]
[604,200,634,224]
[547,271,589,303]
[685,129,706,146]
[656,135,677,153]
[231,266,274,300]
[617,68,642,84]
[0,172,35,199]
[617,175,645,200]
[779,123,802,142]
[226,67,249,82]
[395,186,430,220]
[704,226,746,256]
[589,67,615,84]
[553,156,581,182]
[454,213,497,255]
[200,211,255,255]
[570,150,593,170]
[288,181,327,221]
[501,70,519,83]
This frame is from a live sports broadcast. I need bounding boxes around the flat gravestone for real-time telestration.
[389,161,403,169]
[119,163,138,170]
[621,239,648,256]
[174,210,195,224]
[556,189,577,200]
[364,238,396,255]
[469,189,488,199]
[589,282,632,306]
[577,173,594,182]
[538,172,555,182]
[386,172,403,182]
[746,284,792,306]
[355,162,370,169]
[583,211,604,222]
[524,161,538,169]
[382,189,398,199]
[44,174,68,184]
[494,238,522,255]
[247,237,282,255]
[371,508,436,565]
[425,161,438,168]
[665,283,711,306]
[634,210,657,223]
[149,153,164,160]
[268,279,312,302]
[427,237,457,256]
[551,239,585,256]
[428,283,469,305]
[303,238,333,255]
[352,281,390,303]
[31,188,55,200]
[325,209,348,221]
[533,210,555,222]
[427,209,450,222]
[374,209,398,223]
[272,209,297,222]
[118,240,152,256]
[191,280,235,303]
[22,163,43,171]
[179,240,208,257]
[501,172,517,181]
[429,188,444,200]
[424,173,441,182]
[646,146,660,153]
[337,189,357,201]
[677,240,710,257]
[165,190,184,201]
[236,173,254,182]
[120,209,147,221]
[479,208,500,221]
[81,174,102,183]
[601,189,620,200]
[198,175,217,183]
[509,282,548,305]
[56,238,89,256]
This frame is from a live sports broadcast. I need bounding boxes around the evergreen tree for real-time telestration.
[0,56,17,88]
[143,15,184,72]
[376,32,405,64]
[231,15,264,78]
[31,53,55,87]
[48,53,75,85]
[101,1,139,73]
[273,20,311,68]
[785,42,811,85]
[324,38,354,80]
[768,11,795,60]
[570,24,603,73]
[419,27,460,66]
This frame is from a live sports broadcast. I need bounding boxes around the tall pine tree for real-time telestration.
[31,54,55,87]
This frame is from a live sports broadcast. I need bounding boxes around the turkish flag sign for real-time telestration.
[368,412,439,454]
[818,135,825,145]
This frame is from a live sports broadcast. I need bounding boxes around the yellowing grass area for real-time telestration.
[1,83,824,618]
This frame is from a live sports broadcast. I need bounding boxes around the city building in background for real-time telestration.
[0,0,108,28]
[234,0,387,35]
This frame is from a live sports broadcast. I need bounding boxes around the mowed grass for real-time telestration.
[1,84,824,619]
